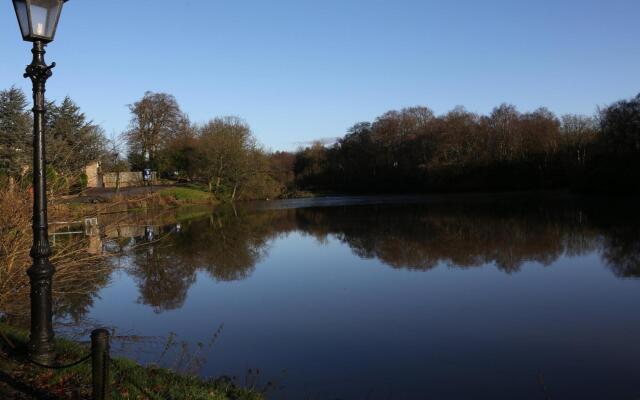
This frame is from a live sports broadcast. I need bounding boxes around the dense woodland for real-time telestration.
[294,95,640,194]
[1,87,639,198]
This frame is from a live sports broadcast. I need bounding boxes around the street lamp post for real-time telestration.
[12,0,67,365]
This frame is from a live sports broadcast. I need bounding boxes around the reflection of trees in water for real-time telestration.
[123,200,640,313]
[2,255,111,327]
[52,268,112,322]
[128,244,197,313]
[125,208,294,312]
[580,203,640,279]
[602,227,640,278]
[295,204,603,274]
[166,211,286,282]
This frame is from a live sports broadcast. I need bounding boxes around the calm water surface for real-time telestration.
[77,195,640,399]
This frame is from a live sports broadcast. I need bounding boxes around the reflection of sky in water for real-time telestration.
[85,209,640,400]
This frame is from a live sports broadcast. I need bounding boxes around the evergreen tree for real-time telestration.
[46,96,107,175]
[0,87,31,178]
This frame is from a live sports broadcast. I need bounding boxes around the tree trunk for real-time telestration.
[231,184,238,201]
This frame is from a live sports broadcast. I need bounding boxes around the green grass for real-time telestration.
[0,322,264,400]
[159,187,215,203]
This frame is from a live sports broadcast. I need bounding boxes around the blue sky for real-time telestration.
[1,0,639,151]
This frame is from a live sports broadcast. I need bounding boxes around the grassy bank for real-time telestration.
[159,186,215,202]
[0,322,264,400]
[60,186,218,219]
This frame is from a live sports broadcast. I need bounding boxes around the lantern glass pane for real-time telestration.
[13,0,30,38]
[45,0,62,37]
[29,0,61,39]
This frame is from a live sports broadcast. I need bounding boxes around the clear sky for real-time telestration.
[1,0,639,151]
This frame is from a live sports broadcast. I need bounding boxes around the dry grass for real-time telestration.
[0,189,112,318]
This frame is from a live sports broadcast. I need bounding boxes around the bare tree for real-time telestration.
[561,114,597,166]
[102,134,130,193]
[124,92,185,172]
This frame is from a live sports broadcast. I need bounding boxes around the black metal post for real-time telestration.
[91,329,110,400]
[24,40,57,366]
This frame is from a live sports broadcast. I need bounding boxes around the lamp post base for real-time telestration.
[28,344,56,366]
[27,261,56,366]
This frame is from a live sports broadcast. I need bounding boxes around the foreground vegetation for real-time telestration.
[0,189,112,320]
[0,322,264,400]
[0,188,264,398]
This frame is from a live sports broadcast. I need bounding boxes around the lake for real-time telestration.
[64,194,640,399]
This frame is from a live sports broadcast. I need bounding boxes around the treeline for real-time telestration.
[3,85,639,198]
[294,94,640,193]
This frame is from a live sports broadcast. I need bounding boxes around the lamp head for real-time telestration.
[13,0,67,43]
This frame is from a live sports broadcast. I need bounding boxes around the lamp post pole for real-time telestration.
[12,0,67,367]
[25,40,56,365]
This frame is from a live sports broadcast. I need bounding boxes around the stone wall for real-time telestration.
[102,172,156,188]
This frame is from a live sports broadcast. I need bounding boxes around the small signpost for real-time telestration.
[143,169,152,187]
